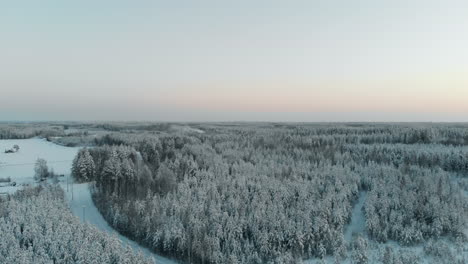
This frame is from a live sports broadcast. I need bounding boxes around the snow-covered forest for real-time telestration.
[68,123,468,263]
[0,185,154,263]
[1,122,468,263]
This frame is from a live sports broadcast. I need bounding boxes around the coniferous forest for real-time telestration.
[0,185,154,264]
[1,123,467,263]
[67,123,468,263]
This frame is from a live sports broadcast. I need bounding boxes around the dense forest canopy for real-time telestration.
[0,185,154,264]
[1,122,467,263]
[66,123,468,263]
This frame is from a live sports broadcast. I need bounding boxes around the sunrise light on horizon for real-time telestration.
[1,0,468,122]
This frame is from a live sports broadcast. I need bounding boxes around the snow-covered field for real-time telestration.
[171,124,205,134]
[0,138,80,193]
[0,138,176,263]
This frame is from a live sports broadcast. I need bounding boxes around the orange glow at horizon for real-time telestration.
[157,71,468,113]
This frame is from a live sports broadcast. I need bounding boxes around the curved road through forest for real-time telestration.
[61,179,177,264]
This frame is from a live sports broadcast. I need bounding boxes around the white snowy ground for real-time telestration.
[0,138,177,264]
[344,192,367,243]
[0,138,80,194]
[170,124,204,134]
[61,181,178,264]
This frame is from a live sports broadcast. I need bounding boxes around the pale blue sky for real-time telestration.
[1,0,468,121]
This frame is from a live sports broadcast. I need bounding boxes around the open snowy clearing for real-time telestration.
[0,138,177,264]
[0,138,79,193]
[170,124,205,134]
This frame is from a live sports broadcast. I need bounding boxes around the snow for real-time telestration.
[344,192,367,242]
[304,190,467,264]
[62,181,178,264]
[0,138,80,193]
[0,138,178,264]
[2,138,465,263]
[303,192,368,264]
[171,125,204,134]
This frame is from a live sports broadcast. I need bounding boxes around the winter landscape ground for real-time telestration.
[0,122,467,264]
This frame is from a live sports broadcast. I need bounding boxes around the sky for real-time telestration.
[1,0,468,122]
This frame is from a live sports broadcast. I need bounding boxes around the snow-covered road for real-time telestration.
[303,192,368,264]
[344,191,367,242]
[62,180,178,264]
